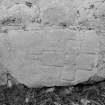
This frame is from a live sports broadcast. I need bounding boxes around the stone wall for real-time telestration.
[0,0,105,87]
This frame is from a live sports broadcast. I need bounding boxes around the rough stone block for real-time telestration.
[0,29,102,87]
[61,65,76,81]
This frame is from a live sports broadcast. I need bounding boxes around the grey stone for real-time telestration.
[0,29,102,87]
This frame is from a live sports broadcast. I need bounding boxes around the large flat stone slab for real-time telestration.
[0,29,101,87]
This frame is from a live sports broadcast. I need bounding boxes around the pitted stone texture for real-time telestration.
[0,29,100,87]
[39,0,79,26]
[0,3,39,27]
[94,34,105,79]
[41,6,69,26]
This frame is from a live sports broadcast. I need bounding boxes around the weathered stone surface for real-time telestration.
[0,3,39,28]
[76,54,98,70]
[0,0,105,87]
[73,69,96,84]
[0,29,101,87]
[39,0,78,26]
